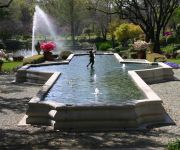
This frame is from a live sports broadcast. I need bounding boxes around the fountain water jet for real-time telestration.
[32,9,37,56]
[93,88,102,96]
[95,88,100,95]
[32,5,61,55]
[122,63,126,68]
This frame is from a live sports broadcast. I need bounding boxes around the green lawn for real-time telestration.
[167,59,180,64]
[2,61,23,72]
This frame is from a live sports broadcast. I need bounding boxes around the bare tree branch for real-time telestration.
[88,0,179,53]
[0,0,14,8]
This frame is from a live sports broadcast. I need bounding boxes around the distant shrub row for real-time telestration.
[0,39,31,51]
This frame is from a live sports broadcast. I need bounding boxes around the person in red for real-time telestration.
[87,49,95,68]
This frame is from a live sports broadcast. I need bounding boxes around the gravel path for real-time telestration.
[0,70,179,149]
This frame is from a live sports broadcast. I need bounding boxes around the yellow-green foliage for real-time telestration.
[114,23,143,42]
[23,55,44,65]
[108,20,120,36]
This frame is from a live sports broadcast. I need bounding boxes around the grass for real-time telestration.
[2,61,23,72]
[167,138,180,150]
[167,59,180,64]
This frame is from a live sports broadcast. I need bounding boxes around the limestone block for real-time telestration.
[135,101,165,116]
[27,102,53,115]
[137,114,165,125]
[54,120,138,131]
[53,107,136,121]
[26,116,52,125]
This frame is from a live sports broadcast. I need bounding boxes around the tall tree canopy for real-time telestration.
[89,0,180,53]
[41,0,88,45]
[0,0,35,40]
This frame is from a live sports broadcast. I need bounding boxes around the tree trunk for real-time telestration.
[111,35,115,48]
[153,40,161,53]
[101,27,107,40]
[70,0,75,46]
[71,20,75,45]
[145,28,161,54]
[153,29,161,53]
[0,61,3,72]
[102,33,107,40]
[162,26,166,36]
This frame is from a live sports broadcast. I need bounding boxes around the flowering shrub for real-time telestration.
[164,62,180,68]
[132,40,149,50]
[0,50,5,71]
[0,50,6,65]
[164,31,173,36]
[0,49,6,58]
[40,41,56,52]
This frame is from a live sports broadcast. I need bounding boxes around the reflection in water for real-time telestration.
[29,55,158,105]
[94,74,97,82]
[89,64,102,102]
[89,67,95,83]
[90,67,95,76]
[90,68,97,83]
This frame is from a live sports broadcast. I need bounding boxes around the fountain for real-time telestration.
[95,88,99,94]
[32,5,61,55]
[15,0,175,132]
[16,53,175,131]
[122,63,126,68]
[93,88,100,95]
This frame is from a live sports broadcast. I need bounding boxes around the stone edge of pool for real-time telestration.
[16,53,175,131]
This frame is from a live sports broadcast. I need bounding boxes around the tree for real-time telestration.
[114,23,143,47]
[115,0,180,53]
[83,27,92,39]
[169,7,180,30]
[108,19,120,48]
[41,0,88,45]
[0,0,35,41]
[89,0,179,53]
[176,23,180,42]
[15,0,34,36]
[69,0,75,45]
[0,0,13,8]
[88,0,113,40]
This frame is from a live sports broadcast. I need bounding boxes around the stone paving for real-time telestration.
[0,70,179,149]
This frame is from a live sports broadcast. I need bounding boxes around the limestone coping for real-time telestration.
[17,53,173,110]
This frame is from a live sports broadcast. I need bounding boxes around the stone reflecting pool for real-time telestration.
[29,55,158,105]
[16,53,174,131]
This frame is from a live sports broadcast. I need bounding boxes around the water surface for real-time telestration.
[29,55,157,105]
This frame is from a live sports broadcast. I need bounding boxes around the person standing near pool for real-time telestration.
[87,49,96,68]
